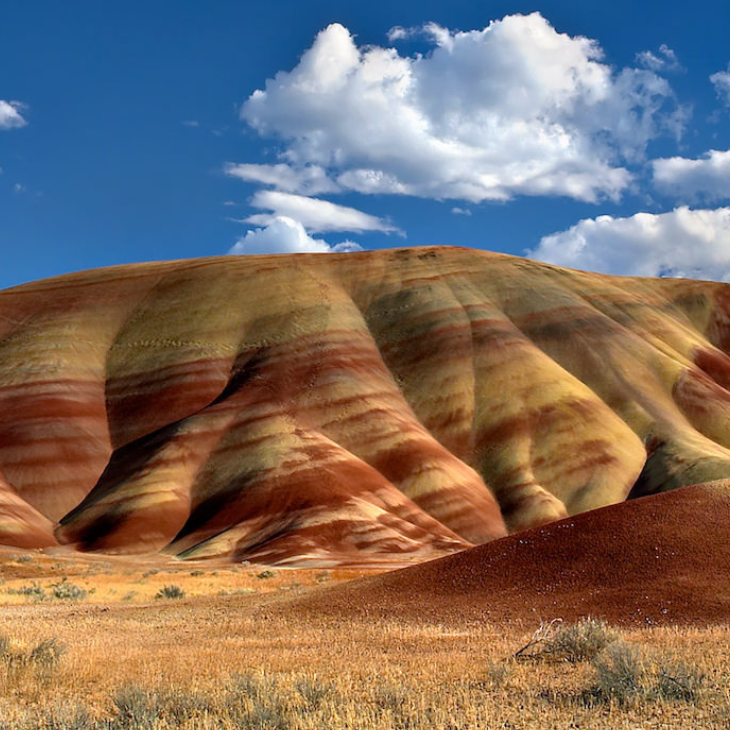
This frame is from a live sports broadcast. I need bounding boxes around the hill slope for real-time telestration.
[1,246,730,563]
[293,481,730,625]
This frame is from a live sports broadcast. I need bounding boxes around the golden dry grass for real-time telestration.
[0,548,729,729]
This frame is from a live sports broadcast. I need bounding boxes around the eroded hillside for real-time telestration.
[0,247,729,564]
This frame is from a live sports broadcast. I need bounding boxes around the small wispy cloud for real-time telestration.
[0,100,27,130]
[243,190,401,234]
[711,64,730,109]
[224,162,338,196]
[636,44,681,72]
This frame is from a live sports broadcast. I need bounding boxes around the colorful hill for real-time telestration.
[0,247,729,563]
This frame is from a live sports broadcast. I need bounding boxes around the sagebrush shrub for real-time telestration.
[50,581,87,601]
[155,585,184,600]
[592,641,644,704]
[516,618,619,663]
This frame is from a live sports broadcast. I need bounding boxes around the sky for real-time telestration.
[2,0,730,289]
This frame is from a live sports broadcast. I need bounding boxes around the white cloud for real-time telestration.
[531,207,730,281]
[451,206,472,215]
[0,100,27,130]
[224,162,338,195]
[653,149,730,201]
[387,26,410,42]
[240,14,681,204]
[229,216,363,255]
[711,65,730,108]
[243,190,400,234]
[636,44,680,72]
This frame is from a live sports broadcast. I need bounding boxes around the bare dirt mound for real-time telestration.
[293,481,730,625]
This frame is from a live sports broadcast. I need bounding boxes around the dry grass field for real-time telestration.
[0,548,729,729]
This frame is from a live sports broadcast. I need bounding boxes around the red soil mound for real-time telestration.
[294,481,730,625]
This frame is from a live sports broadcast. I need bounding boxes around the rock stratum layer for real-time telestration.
[296,481,730,625]
[1,246,730,564]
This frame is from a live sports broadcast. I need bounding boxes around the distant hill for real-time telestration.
[1,247,730,564]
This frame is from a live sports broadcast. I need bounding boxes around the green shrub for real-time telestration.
[50,581,87,601]
[155,585,184,600]
[16,583,46,600]
[112,685,160,730]
[225,673,289,730]
[592,641,644,705]
[515,618,619,663]
[546,618,619,663]
[256,570,277,580]
[589,643,705,706]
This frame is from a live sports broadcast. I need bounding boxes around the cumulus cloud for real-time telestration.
[224,162,338,196]
[711,65,730,108]
[653,149,730,201]
[531,207,730,281]
[229,216,363,255]
[240,14,682,204]
[636,44,680,72]
[0,100,27,130]
[243,190,400,234]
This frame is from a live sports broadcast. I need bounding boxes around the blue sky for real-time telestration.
[2,0,730,289]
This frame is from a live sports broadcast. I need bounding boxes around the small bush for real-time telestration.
[50,581,87,601]
[155,585,184,600]
[315,571,331,584]
[295,676,335,708]
[112,685,160,730]
[516,618,619,663]
[653,654,706,703]
[256,570,277,580]
[546,618,619,663]
[225,673,289,730]
[9,702,94,730]
[16,583,46,600]
[0,637,66,685]
[30,638,64,666]
[592,641,644,705]
[588,643,705,706]
[189,569,204,577]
